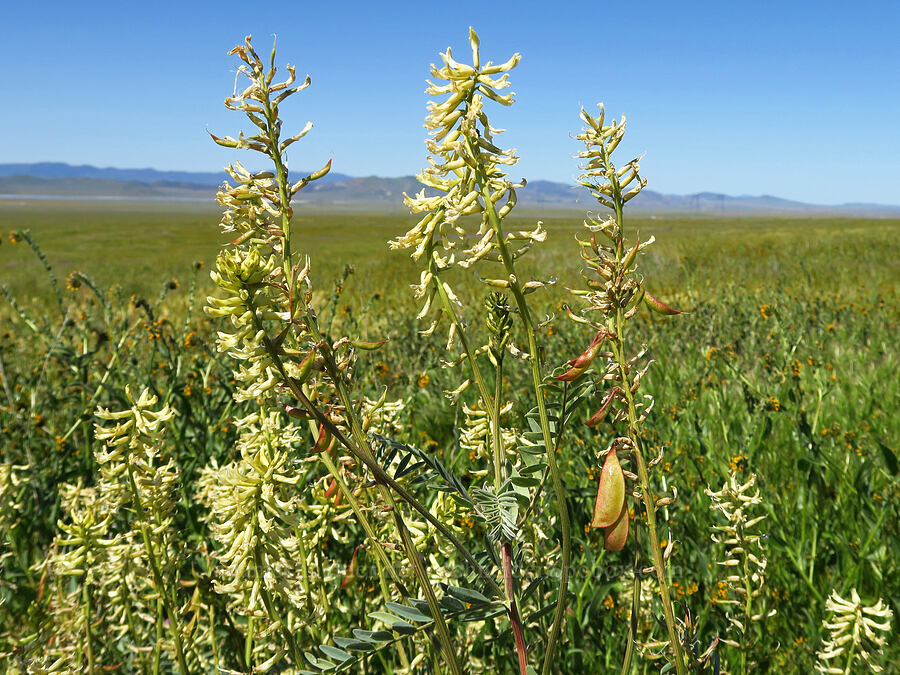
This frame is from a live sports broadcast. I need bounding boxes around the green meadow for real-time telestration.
[1,200,898,671]
[3,199,898,303]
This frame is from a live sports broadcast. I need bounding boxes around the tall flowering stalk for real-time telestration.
[45,491,115,673]
[93,387,188,673]
[706,472,774,673]
[393,28,570,675]
[567,105,687,673]
[206,35,490,674]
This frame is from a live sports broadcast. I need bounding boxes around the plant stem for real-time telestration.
[425,239,497,422]
[245,616,254,669]
[318,450,409,594]
[469,163,571,675]
[0,345,15,413]
[397,515,463,675]
[502,542,528,675]
[613,331,684,674]
[121,569,150,674]
[491,357,505,489]
[254,547,303,665]
[842,638,857,675]
[289,383,503,598]
[259,74,295,277]
[607,173,687,675]
[490,357,528,674]
[81,576,95,675]
[741,547,754,675]
[153,596,163,675]
[618,550,640,675]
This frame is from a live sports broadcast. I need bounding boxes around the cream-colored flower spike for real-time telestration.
[460,400,519,475]
[706,472,774,648]
[94,386,175,456]
[0,463,28,532]
[392,28,548,330]
[577,105,647,211]
[815,588,893,673]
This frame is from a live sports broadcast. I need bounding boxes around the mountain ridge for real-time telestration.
[2,163,898,216]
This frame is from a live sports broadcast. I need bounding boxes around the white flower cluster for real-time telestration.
[94,386,181,524]
[460,400,519,475]
[0,462,27,536]
[706,472,774,642]
[34,391,186,670]
[391,28,547,335]
[206,248,291,403]
[215,162,286,251]
[359,394,408,438]
[815,588,893,673]
[198,413,334,620]
[48,492,115,581]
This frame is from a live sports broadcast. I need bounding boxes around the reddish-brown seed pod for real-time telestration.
[643,291,683,315]
[590,448,625,528]
[556,330,607,381]
[340,544,361,590]
[585,387,621,427]
[603,502,629,552]
[324,478,338,498]
[284,404,312,419]
[311,424,331,454]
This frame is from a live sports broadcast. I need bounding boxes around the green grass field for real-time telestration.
[1,201,898,672]
[3,198,898,304]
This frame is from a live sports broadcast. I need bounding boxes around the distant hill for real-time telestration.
[0,162,351,187]
[0,175,211,199]
[2,162,899,216]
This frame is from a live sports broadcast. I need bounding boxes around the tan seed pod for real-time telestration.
[603,502,629,552]
[591,447,625,528]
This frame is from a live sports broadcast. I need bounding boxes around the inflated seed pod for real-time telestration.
[556,330,607,381]
[603,502,629,552]
[643,290,683,315]
[590,447,625,529]
[585,387,621,427]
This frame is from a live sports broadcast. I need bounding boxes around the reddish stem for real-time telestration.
[502,542,528,675]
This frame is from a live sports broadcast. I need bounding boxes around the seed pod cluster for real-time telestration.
[565,104,689,672]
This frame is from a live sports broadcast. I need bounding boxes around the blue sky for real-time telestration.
[5,0,899,204]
